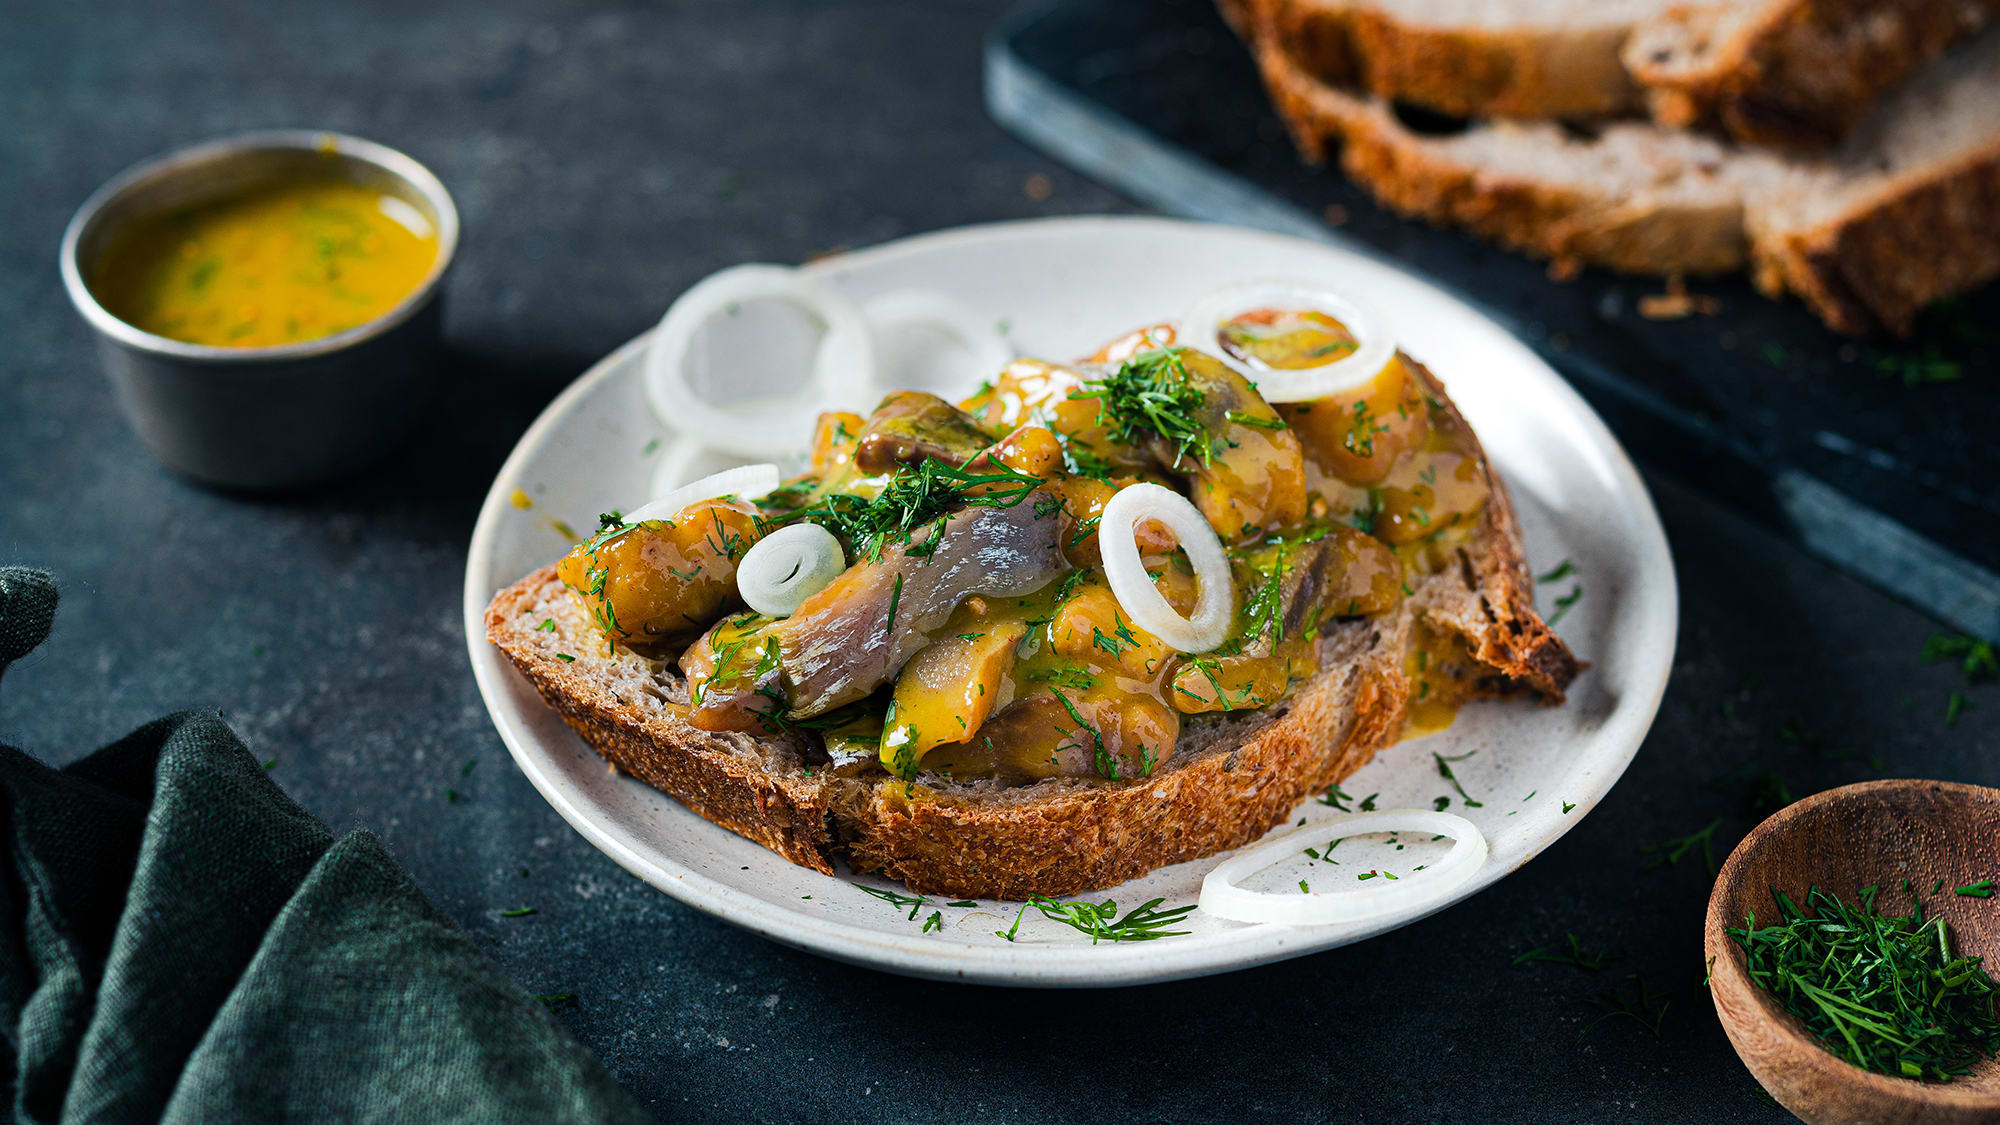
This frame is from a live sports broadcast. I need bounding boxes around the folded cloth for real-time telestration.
[0,568,649,1124]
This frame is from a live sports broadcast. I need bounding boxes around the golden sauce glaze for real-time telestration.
[558,315,1495,784]
[1219,307,1358,369]
[93,175,438,347]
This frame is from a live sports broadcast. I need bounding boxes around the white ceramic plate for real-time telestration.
[463,216,1676,987]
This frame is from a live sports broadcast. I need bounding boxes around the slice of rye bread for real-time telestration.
[1625,0,2000,148]
[1742,35,2000,335]
[1249,22,2000,334]
[485,360,1579,900]
[1219,0,1678,120]
[1234,0,1996,147]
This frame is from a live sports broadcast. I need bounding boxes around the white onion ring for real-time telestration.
[644,264,875,458]
[1177,279,1399,402]
[854,289,1012,394]
[737,523,845,617]
[648,440,713,505]
[623,464,780,526]
[1199,810,1487,926]
[1098,483,1234,653]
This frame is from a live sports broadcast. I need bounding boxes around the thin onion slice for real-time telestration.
[643,264,875,458]
[1098,483,1234,653]
[737,523,846,617]
[623,464,780,526]
[853,289,1013,396]
[1177,279,1398,403]
[1199,810,1487,926]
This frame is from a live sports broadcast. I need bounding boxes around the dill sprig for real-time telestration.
[1639,818,1721,877]
[768,458,1043,561]
[1730,885,2000,1082]
[1582,973,1672,1040]
[1239,539,1290,645]
[1925,633,1998,681]
[1432,750,1484,808]
[856,883,933,921]
[1072,347,1210,468]
[995,895,1196,944]
[1514,932,1615,970]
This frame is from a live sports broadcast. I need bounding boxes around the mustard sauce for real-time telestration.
[1218,308,1359,370]
[1403,625,1481,735]
[93,176,438,347]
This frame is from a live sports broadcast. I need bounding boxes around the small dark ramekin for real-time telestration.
[60,130,460,491]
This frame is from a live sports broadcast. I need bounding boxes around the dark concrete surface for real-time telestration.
[3,2,1994,1122]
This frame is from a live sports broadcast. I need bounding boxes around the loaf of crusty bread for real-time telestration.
[1223,0,1669,120]
[1233,0,1999,148]
[1626,0,2000,148]
[485,361,1578,900]
[1249,17,2000,334]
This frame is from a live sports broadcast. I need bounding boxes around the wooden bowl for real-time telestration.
[1706,779,2000,1124]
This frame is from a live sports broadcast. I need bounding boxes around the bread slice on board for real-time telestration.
[1223,0,1671,120]
[485,362,1579,901]
[1626,0,2000,148]
[1250,23,2000,334]
[1742,35,2000,334]
[1238,0,1999,148]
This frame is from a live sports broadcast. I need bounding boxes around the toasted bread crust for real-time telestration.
[1245,13,2000,336]
[484,582,844,872]
[485,364,1578,899]
[1630,0,2000,148]
[1245,0,1998,148]
[1749,142,2000,334]
[1253,34,1750,277]
[833,621,1410,899]
[1252,0,1642,121]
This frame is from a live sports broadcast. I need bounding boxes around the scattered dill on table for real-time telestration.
[1639,818,1722,878]
[1513,933,1614,970]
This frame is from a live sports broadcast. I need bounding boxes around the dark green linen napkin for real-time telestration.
[0,567,650,1124]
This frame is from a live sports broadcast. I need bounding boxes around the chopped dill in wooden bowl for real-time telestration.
[1730,884,2000,1083]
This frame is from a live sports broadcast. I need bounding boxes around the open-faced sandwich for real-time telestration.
[486,282,1579,900]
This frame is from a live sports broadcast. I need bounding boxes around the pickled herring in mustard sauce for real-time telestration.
[563,315,1496,782]
[92,176,439,347]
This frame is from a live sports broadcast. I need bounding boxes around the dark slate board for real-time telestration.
[985,0,2000,639]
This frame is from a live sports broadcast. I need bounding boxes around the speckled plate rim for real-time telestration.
[463,215,1678,987]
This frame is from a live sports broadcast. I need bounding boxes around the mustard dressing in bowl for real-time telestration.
[93,176,439,348]
[61,131,459,490]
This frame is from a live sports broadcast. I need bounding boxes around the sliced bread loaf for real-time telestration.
[1743,33,2000,333]
[485,362,1578,900]
[1243,0,1998,147]
[1237,0,1677,120]
[1626,0,2000,148]
[1250,21,2000,333]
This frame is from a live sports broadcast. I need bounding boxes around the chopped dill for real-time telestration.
[767,458,1042,561]
[1432,750,1484,808]
[1072,347,1210,468]
[1640,818,1721,877]
[856,883,933,921]
[995,895,1195,943]
[1731,884,2000,1082]
[1513,932,1614,970]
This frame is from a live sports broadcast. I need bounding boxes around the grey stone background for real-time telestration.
[3,2,1993,1121]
